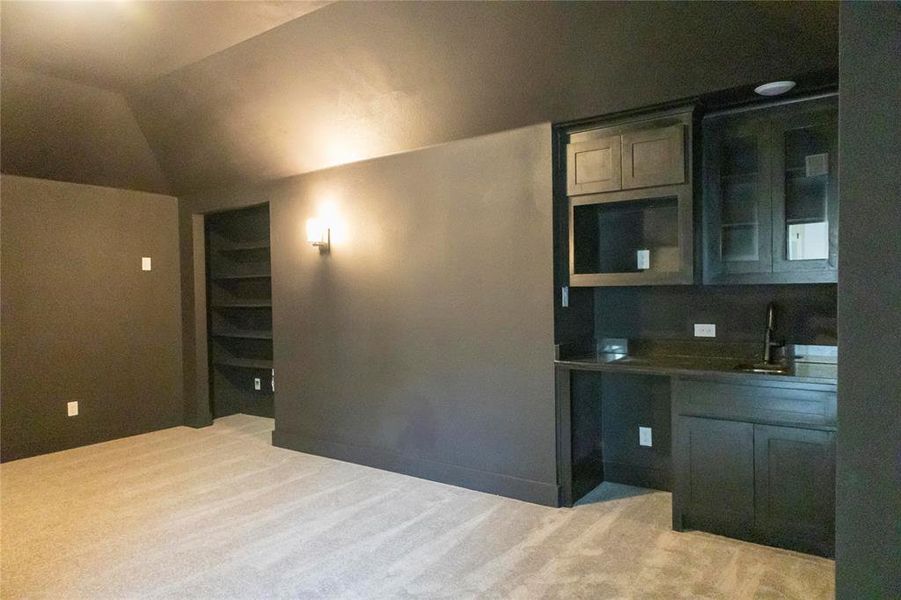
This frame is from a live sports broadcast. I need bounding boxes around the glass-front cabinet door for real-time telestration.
[771,100,838,275]
[703,116,773,281]
[703,94,838,284]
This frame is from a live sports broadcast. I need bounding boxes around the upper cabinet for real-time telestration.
[567,135,622,195]
[703,94,838,284]
[621,124,686,189]
[564,108,695,287]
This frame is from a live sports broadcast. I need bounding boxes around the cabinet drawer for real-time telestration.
[622,124,685,189]
[566,136,622,195]
[673,378,836,429]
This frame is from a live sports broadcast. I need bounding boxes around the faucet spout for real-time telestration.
[763,302,780,364]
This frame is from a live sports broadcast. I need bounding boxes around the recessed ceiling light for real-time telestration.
[754,81,797,96]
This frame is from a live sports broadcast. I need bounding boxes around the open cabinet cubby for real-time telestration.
[205,203,273,418]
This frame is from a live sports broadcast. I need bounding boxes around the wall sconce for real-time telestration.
[306,218,330,253]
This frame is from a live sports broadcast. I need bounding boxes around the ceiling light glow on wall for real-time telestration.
[306,218,330,253]
[754,81,796,96]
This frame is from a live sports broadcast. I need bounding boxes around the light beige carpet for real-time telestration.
[1,414,834,599]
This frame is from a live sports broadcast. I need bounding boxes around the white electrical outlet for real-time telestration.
[67,401,79,417]
[636,249,650,270]
[694,323,716,338]
[253,377,261,391]
[141,257,152,271]
[639,426,652,447]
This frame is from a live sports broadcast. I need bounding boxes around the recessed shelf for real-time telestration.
[213,357,273,370]
[217,240,270,252]
[211,329,273,340]
[211,301,272,309]
[210,273,271,281]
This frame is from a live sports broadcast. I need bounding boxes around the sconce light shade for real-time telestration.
[306,218,322,244]
[306,218,330,253]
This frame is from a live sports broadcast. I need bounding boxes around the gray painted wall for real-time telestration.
[0,67,170,194]
[836,4,901,597]
[186,125,557,503]
[133,1,837,194]
[0,175,183,461]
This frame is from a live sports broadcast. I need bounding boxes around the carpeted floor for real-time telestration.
[0,414,834,599]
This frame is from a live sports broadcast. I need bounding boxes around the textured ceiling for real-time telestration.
[0,1,331,91]
[0,1,838,195]
[132,1,839,195]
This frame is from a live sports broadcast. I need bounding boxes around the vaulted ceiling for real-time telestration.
[0,1,839,196]
[1,1,331,91]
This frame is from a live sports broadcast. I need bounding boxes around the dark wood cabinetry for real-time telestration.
[621,124,686,190]
[703,94,838,284]
[563,107,695,287]
[673,377,836,556]
[754,424,835,556]
[567,135,622,195]
[675,417,755,539]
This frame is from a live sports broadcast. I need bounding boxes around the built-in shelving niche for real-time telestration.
[205,203,273,418]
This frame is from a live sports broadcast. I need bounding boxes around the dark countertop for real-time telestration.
[555,353,838,387]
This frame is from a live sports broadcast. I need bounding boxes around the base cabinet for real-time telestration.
[754,425,835,556]
[673,379,836,557]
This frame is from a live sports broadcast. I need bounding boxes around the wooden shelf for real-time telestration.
[217,240,270,252]
[210,273,271,281]
[211,301,272,309]
[721,222,759,228]
[211,329,272,340]
[213,357,273,369]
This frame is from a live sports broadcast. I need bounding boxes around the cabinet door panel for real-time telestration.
[771,101,838,278]
[676,417,754,538]
[754,425,835,556]
[567,136,622,195]
[703,118,773,281]
[622,125,685,189]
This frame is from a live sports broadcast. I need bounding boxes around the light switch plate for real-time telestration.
[561,286,569,308]
[67,401,79,417]
[639,426,652,447]
[254,378,261,391]
[141,257,152,271]
[694,323,716,338]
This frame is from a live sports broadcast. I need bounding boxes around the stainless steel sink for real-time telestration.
[734,363,791,375]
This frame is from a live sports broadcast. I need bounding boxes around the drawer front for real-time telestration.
[673,378,836,429]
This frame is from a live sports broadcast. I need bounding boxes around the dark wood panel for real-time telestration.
[570,370,605,504]
[754,424,835,556]
[621,124,685,189]
[673,377,836,430]
[566,135,622,196]
[676,416,755,538]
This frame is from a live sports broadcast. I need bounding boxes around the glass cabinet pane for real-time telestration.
[720,136,761,262]
[782,126,831,261]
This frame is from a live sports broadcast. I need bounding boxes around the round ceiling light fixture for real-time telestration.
[754,80,797,96]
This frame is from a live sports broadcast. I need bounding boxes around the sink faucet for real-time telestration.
[762,302,783,365]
